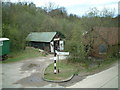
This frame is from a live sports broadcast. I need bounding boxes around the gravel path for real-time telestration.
[2,55,64,88]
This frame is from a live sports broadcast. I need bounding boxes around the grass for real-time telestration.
[1,47,46,63]
[44,60,76,80]
[44,57,118,81]
[76,57,118,73]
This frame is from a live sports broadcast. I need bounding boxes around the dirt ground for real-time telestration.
[1,54,118,88]
[1,55,71,88]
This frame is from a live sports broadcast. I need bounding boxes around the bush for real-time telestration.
[107,45,119,58]
[66,40,87,62]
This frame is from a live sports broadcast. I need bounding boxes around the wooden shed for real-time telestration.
[26,32,64,53]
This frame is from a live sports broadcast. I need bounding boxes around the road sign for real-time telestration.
[55,51,69,56]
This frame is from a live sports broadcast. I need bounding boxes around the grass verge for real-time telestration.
[44,60,76,80]
[44,57,118,81]
[1,47,46,63]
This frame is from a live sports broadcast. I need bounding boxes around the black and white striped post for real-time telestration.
[53,38,60,74]
[54,51,57,74]
[53,40,57,74]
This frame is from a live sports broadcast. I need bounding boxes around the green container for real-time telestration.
[0,38,10,56]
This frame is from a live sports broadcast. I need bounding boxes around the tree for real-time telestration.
[48,7,67,18]
[2,1,117,57]
[65,22,87,62]
[44,2,59,12]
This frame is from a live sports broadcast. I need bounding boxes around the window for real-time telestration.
[99,44,107,54]
[0,41,3,46]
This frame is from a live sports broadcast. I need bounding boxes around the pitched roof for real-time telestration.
[26,32,57,42]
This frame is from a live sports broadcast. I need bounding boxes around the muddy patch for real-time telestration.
[15,73,59,87]
[58,75,85,87]
[15,73,47,86]
[14,56,54,87]
[20,62,40,71]
[15,72,86,87]
[57,72,92,87]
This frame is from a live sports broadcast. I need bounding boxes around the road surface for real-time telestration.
[0,55,118,89]
[1,55,67,88]
[68,62,118,88]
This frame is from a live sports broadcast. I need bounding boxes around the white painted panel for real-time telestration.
[54,63,56,67]
[56,51,69,56]
[50,41,54,53]
[54,70,57,73]
[60,40,64,51]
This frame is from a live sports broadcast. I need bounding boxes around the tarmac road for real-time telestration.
[68,62,118,88]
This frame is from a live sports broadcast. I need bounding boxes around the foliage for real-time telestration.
[2,2,69,52]
[2,2,118,62]
[107,45,120,58]
[65,26,87,62]
[1,47,45,63]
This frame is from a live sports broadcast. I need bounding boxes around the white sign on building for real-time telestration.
[50,41,54,53]
[59,40,64,51]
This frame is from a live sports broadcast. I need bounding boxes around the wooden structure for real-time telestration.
[26,32,64,53]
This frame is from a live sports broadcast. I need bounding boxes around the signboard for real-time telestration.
[56,50,69,56]
[50,41,54,53]
[59,40,64,51]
